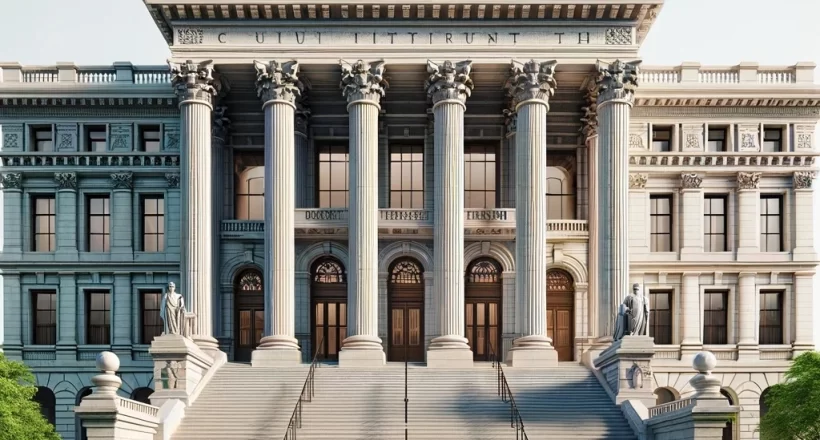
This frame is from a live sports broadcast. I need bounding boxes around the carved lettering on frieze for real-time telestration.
[793,171,815,190]
[737,172,761,190]
[1,173,22,189]
[629,173,648,189]
[54,172,77,190]
[680,173,703,189]
[165,173,180,188]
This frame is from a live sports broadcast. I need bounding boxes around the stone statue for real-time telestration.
[613,283,650,341]
[160,282,185,336]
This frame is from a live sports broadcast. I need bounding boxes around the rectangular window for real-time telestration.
[141,290,163,344]
[142,196,165,252]
[33,127,53,152]
[649,291,672,344]
[464,144,497,208]
[760,195,783,252]
[140,126,161,152]
[759,291,783,345]
[762,128,783,152]
[704,195,727,252]
[652,126,672,152]
[86,126,107,152]
[650,195,673,252]
[87,196,110,252]
[86,291,111,345]
[317,145,349,208]
[707,128,727,152]
[703,291,728,345]
[32,291,57,345]
[389,145,424,209]
[32,196,56,252]
[233,152,265,220]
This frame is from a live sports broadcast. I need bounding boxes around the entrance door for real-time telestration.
[388,259,425,362]
[311,258,348,361]
[546,270,575,362]
[235,270,264,362]
[465,258,503,362]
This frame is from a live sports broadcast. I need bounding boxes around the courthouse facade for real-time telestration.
[1,1,819,438]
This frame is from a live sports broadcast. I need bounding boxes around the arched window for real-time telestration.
[546,166,574,220]
[234,152,265,220]
[547,270,573,292]
[759,388,771,420]
[720,389,735,440]
[313,258,346,284]
[130,387,154,404]
[654,387,676,405]
[466,258,501,283]
[238,271,263,291]
[76,387,93,440]
[33,387,56,425]
[390,259,423,284]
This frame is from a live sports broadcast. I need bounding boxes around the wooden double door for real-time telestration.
[312,285,347,361]
[547,270,575,362]
[234,271,265,362]
[388,297,424,362]
[465,298,501,361]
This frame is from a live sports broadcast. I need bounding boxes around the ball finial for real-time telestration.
[96,351,121,374]
[693,351,717,374]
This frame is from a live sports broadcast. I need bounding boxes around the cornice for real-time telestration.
[634,90,820,108]
[632,106,820,118]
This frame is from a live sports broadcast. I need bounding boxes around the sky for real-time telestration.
[0,0,818,75]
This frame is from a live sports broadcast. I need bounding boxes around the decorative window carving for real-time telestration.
[466,258,501,283]
[390,259,422,284]
[238,271,263,291]
[547,270,573,291]
[313,258,346,284]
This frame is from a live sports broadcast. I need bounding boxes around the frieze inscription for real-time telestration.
[466,210,508,221]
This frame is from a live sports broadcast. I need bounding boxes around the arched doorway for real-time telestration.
[547,269,575,361]
[388,258,425,362]
[234,269,264,362]
[721,388,736,440]
[131,387,154,404]
[311,257,347,361]
[33,386,55,425]
[465,258,503,362]
[76,387,92,440]
[654,387,676,405]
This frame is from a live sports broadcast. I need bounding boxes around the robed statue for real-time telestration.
[160,282,186,336]
[613,283,650,341]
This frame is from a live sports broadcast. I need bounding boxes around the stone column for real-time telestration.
[54,172,78,259]
[110,172,133,260]
[680,174,704,257]
[170,60,219,354]
[506,59,559,367]
[736,172,761,258]
[425,60,474,367]
[250,60,305,366]
[792,172,816,260]
[338,60,388,366]
[793,271,815,354]
[294,105,310,208]
[580,78,603,339]
[211,107,230,342]
[597,60,640,328]
[1,173,23,260]
[680,272,703,357]
[736,272,758,359]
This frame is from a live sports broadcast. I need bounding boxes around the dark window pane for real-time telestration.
[464,145,497,208]
[32,291,57,345]
[32,196,57,252]
[87,291,111,344]
[650,195,673,252]
[703,292,728,345]
[649,291,672,344]
[317,145,349,208]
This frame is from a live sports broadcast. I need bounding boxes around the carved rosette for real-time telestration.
[793,171,815,190]
[212,105,232,141]
[165,173,180,188]
[596,59,641,105]
[1,173,22,189]
[54,172,77,190]
[253,60,304,105]
[737,172,761,190]
[169,59,218,103]
[629,173,648,189]
[110,172,133,190]
[680,173,703,189]
[580,75,599,139]
[425,60,474,105]
[340,59,388,105]
[505,59,558,110]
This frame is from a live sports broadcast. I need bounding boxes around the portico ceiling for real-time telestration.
[143,1,663,45]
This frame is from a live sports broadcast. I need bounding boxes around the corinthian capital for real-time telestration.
[169,59,217,102]
[253,60,304,105]
[580,75,599,139]
[425,60,474,105]
[340,60,388,105]
[505,59,557,109]
[737,172,761,190]
[596,59,641,105]
[793,171,815,190]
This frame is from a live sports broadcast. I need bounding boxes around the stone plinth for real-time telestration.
[149,334,226,408]
[593,335,655,408]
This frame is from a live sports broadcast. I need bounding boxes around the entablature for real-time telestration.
[0,152,181,173]
[628,152,819,174]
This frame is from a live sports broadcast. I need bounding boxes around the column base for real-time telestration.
[793,342,815,356]
[506,335,558,367]
[251,335,302,367]
[680,341,704,362]
[192,335,222,359]
[737,342,759,361]
[338,349,386,367]
[427,335,473,368]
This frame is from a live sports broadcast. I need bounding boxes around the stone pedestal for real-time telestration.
[593,336,656,408]
[149,335,225,408]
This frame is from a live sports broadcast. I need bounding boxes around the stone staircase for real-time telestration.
[170,362,635,440]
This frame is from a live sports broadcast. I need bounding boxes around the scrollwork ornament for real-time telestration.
[580,75,599,139]
[596,59,641,105]
[737,172,761,190]
[54,172,77,190]
[425,60,474,105]
[629,173,648,189]
[110,172,133,190]
[169,59,217,102]
[165,173,180,188]
[680,173,703,189]
[212,106,232,140]
[793,171,815,190]
[340,59,388,105]
[1,173,22,189]
[505,59,558,110]
[253,60,304,105]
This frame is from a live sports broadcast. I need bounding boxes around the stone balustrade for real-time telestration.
[0,152,180,168]
[639,62,815,85]
[116,397,161,418]
[647,397,696,418]
[0,62,171,84]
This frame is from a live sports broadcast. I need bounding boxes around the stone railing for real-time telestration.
[116,397,160,418]
[759,345,793,360]
[638,63,814,85]
[547,219,588,237]
[648,397,696,418]
[0,62,171,84]
[184,312,196,339]
[380,209,431,221]
[221,220,265,233]
[630,153,818,168]
[0,152,181,168]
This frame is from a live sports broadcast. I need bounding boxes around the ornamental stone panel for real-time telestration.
[681,124,704,152]
[163,123,180,151]
[55,123,78,152]
[1,124,24,152]
[629,122,648,150]
[109,123,133,151]
[737,124,760,152]
[794,124,816,150]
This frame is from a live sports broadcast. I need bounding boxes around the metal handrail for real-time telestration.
[283,336,324,440]
[488,341,529,440]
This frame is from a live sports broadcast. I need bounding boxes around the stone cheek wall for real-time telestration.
[602,361,619,394]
